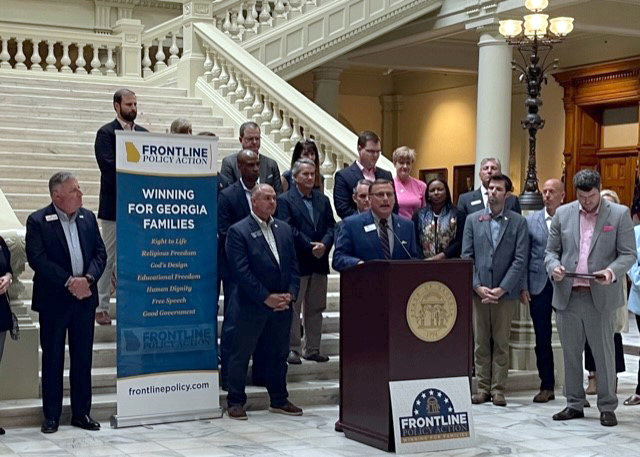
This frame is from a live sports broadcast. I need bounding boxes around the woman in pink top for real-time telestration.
[392,146,426,219]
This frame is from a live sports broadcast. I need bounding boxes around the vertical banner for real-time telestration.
[112,131,220,427]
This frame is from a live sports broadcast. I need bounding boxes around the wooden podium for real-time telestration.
[337,259,473,451]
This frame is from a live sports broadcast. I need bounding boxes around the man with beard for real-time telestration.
[94,89,148,326]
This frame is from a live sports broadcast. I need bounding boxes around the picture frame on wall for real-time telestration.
[453,165,475,205]
[419,168,448,186]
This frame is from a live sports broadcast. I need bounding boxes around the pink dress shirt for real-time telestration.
[574,205,599,287]
[356,161,376,182]
[394,176,426,219]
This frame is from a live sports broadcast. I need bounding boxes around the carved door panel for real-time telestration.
[598,155,634,206]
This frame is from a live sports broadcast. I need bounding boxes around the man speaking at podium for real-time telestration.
[333,179,417,271]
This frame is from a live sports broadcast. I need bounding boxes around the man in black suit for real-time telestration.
[276,158,336,365]
[94,88,148,326]
[220,121,282,194]
[225,184,301,420]
[333,131,394,219]
[457,157,521,218]
[26,172,107,434]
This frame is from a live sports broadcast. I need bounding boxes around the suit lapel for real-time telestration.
[47,205,73,269]
[481,213,494,250]
[249,217,279,268]
[235,182,250,216]
[537,210,548,236]
[311,191,322,228]
[75,210,89,268]
[291,188,314,227]
[494,213,511,249]
[259,157,269,183]
[390,215,406,258]
[362,212,385,259]
[588,201,610,256]
[473,189,485,209]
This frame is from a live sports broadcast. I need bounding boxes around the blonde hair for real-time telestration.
[392,146,416,164]
[600,189,620,204]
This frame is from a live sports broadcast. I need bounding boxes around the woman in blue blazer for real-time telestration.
[625,224,640,406]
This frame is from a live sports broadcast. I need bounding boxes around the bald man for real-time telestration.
[521,179,565,403]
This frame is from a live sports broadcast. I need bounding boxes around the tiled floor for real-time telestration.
[1,354,640,457]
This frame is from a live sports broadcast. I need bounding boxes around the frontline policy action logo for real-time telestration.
[406,281,457,342]
[125,141,209,165]
[399,388,470,443]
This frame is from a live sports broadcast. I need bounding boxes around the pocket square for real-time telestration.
[603,225,614,232]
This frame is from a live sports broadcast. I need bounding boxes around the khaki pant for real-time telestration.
[290,274,327,356]
[473,295,516,395]
[97,219,116,312]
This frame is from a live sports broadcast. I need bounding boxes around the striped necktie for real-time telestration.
[379,218,391,259]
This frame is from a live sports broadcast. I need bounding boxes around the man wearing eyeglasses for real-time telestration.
[333,131,396,219]
[220,121,283,194]
[333,179,417,271]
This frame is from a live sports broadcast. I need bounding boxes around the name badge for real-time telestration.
[364,223,376,233]
[250,230,263,239]
[45,214,59,222]
[79,214,84,219]
[471,199,482,206]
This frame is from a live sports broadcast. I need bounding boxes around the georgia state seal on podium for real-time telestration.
[406,281,457,342]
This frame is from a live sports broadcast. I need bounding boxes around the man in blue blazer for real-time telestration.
[225,184,302,420]
[520,178,564,403]
[333,131,395,219]
[461,173,528,407]
[26,172,107,433]
[94,88,148,326]
[333,179,417,271]
[457,157,521,218]
[276,158,336,364]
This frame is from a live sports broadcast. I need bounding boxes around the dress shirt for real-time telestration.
[116,116,135,131]
[356,161,376,182]
[574,203,599,287]
[544,208,553,232]
[489,208,505,247]
[481,186,489,208]
[241,178,259,210]
[53,205,84,277]
[372,212,394,255]
[294,185,314,223]
[251,211,280,266]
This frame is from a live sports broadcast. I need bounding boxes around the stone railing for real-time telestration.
[141,15,184,77]
[193,21,394,190]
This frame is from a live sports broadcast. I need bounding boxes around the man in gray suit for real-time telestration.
[220,121,283,194]
[462,174,528,407]
[521,178,564,403]
[545,169,635,426]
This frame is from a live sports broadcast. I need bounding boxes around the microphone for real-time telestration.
[391,228,414,260]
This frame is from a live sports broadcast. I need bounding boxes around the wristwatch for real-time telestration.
[85,274,95,285]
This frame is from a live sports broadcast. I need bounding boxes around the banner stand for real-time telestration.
[111,407,223,428]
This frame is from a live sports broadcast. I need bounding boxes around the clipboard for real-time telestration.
[564,272,606,280]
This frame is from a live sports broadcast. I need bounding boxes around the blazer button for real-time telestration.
[574,261,578,265]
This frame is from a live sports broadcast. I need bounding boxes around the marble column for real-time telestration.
[379,94,403,160]
[178,0,214,96]
[312,65,343,119]
[113,19,144,78]
[474,28,512,176]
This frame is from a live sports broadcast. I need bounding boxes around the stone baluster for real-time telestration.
[168,31,180,66]
[290,119,302,145]
[279,111,293,150]
[142,43,152,77]
[229,11,240,41]
[236,5,246,39]
[90,45,102,75]
[227,68,238,102]
[30,40,42,71]
[270,103,283,143]
[243,82,255,117]
[14,38,27,70]
[75,43,87,74]
[59,42,72,73]
[321,142,337,191]
[260,95,273,134]
[288,0,302,18]
[259,1,272,33]
[273,0,287,26]
[222,11,232,35]
[244,1,257,39]
[203,46,213,82]
[235,76,246,108]
[0,37,10,69]
[45,41,57,72]
[211,52,221,88]
[105,46,116,76]
[154,38,167,72]
[251,90,264,125]
[218,57,230,95]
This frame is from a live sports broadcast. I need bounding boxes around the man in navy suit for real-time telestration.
[333,131,394,219]
[26,172,107,433]
[225,184,302,420]
[94,89,148,326]
[333,179,417,271]
[218,149,260,388]
[276,158,336,364]
[457,157,521,218]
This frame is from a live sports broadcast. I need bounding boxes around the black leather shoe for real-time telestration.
[71,415,100,431]
[41,419,59,434]
[600,411,617,427]
[335,420,343,432]
[552,407,584,421]
[0,426,5,435]
[287,350,302,364]
[304,353,329,363]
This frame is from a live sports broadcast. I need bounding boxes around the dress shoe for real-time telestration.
[471,392,490,404]
[227,405,248,420]
[624,394,640,406]
[585,375,596,395]
[71,415,100,431]
[269,401,303,416]
[600,411,617,426]
[304,353,329,363]
[492,393,507,407]
[287,350,301,364]
[41,419,59,434]
[533,390,555,403]
[552,407,584,421]
[0,427,4,435]
[95,311,111,326]
[335,420,343,432]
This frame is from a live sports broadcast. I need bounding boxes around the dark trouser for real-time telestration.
[636,314,640,395]
[530,280,555,391]
[0,330,5,361]
[584,333,625,373]
[226,302,291,408]
[39,301,95,421]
